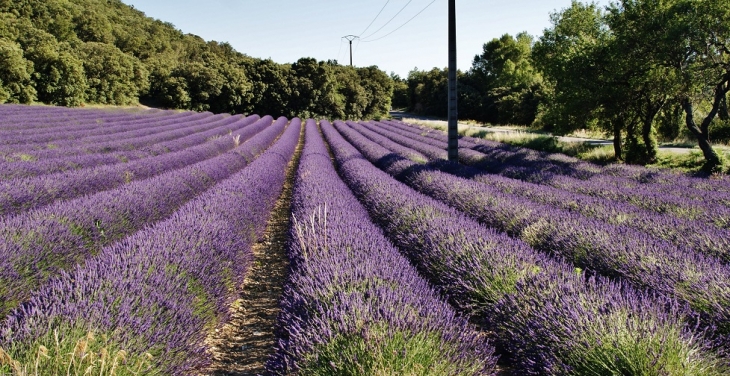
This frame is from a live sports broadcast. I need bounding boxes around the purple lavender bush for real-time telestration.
[0,114,260,181]
[267,120,496,375]
[338,120,730,336]
[0,114,264,216]
[321,120,727,375]
[0,116,288,318]
[0,118,302,375]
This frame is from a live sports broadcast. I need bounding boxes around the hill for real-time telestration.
[0,0,393,118]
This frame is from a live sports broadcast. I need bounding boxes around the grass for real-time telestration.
[651,150,730,174]
[298,327,488,376]
[1,328,158,376]
[403,117,730,174]
[462,129,617,165]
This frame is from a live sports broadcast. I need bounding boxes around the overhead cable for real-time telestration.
[359,0,391,37]
[362,0,438,43]
[360,0,414,40]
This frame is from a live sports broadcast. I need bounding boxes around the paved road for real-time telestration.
[390,111,695,154]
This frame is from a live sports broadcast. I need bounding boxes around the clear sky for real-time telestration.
[122,0,610,78]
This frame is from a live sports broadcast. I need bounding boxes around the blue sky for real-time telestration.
[122,0,610,77]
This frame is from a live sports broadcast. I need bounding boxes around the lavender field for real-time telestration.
[1,104,729,375]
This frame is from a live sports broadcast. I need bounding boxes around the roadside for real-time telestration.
[389,111,693,154]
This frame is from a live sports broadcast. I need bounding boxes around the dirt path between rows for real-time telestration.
[203,126,303,375]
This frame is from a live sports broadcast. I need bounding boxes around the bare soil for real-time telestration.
[203,127,303,376]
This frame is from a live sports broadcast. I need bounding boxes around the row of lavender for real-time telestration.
[343,120,730,333]
[388,118,730,195]
[323,120,728,374]
[0,114,288,318]
[0,105,160,132]
[0,111,234,175]
[0,114,266,216]
[382,119,730,222]
[0,110,193,146]
[357,120,730,259]
[0,113,222,162]
[0,116,302,374]
[268,120,496,374]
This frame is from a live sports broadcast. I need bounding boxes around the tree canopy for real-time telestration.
[403,0,730,169]
[0,0,394,119]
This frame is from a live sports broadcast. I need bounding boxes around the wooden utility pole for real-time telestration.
[342,35,359,66]
[447,0,458,162]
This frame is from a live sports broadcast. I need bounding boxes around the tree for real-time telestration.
[335,65,368,119]
[14,24,87,106]
[290,58,342,119]
[73,8,114,44]
[76,41,148,105]
[240,58,292,117]
[358,65,393,118]
[534,1,669,163]
[533,2,616,148]
[390,73,409,110]
[470,32,543,124]
[407,67,449,117]
[0,38,36,103]
[602,0,730,169]
[666,0,730,170]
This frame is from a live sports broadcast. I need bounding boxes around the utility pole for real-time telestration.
[447,0,458,162]
[342,35,359,66]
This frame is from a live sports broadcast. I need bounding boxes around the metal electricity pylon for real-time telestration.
[342,35,359,66]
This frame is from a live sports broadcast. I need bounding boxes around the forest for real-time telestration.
[0,0,394,120]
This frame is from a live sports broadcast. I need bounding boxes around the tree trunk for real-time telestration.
[719,94,729,121]
[641,100,663,164]
[613,119,623,161]
[625,118,644,164]
[682,99,721,170]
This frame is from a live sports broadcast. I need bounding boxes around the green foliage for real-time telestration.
[532,2,613,135]
[470,32,544,125]
[404,32,543,126]
[289,58,340,119]
[73,8,114,44]
[0,37,36,103]
[336,65,369,119]
[531,0,730,167]
[407,67,449,117]
[357,65,394,118]
[1,327,159,375]
[0,0,395,118]
[240,58,292,117]
[298,327,486,376]
[76,42,148,105]
[390,73,409,110]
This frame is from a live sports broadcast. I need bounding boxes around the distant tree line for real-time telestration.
[400,0,730,170]
[0,0,394,119]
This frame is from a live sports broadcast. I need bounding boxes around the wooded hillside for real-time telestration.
[0,0,394,119]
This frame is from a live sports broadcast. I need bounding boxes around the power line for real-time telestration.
[354,38,361,54]
[359,0,391,37]
[336,38,344,63]
[360,0,414,41]
[362,0,438,43]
